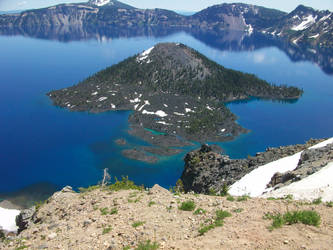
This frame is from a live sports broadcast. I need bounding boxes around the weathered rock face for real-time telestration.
[15,207,36,234]
[181,139,324,194]
[267,143,333,189]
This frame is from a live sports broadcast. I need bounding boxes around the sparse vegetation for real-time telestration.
[100,207,118,215]
[0,230,5,242]
[237,195,250,202]
[312,197,322,205]
[326,201,333,207]
[148,201,156,207]
[34,200,46,211]
[265,210,321,230]
[194,208,206,215]
[284,194,293,200]
[174,179,184,193]
[136,240,159,250]
[100,207,109,215]
[110,208,118,215]
[102,226,112,234]
[233,208,243,213]
[109,176,144,192]
[78,185,100,193]
[15,246,28,250]
[198,210,232,235]
[179,200,196,211]
[216,210,232,220]
[79,176,143,193]
[227,195,235,201]
[132,221,145,228]
[208,188,217,196]
[220,183,229,196]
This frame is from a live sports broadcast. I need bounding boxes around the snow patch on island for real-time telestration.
[142,110,168,117]
[137,47,154,62]
[0,207,20,232]
[98,97,108,102]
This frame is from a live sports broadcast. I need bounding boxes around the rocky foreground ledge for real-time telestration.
[1,184,333,250]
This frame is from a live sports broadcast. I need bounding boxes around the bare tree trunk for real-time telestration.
[101,168,111,187]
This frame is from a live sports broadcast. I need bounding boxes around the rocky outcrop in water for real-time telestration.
[181,139,324,194]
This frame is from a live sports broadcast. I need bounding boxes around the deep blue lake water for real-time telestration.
[0,31,332,196]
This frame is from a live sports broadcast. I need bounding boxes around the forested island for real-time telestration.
[47,43,302,161]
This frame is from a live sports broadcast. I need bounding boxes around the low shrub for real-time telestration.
[136,240,159,250]
[193,208,206,215]
[179,201,196,211]
[132,221,145,228]
[265,210,321,230]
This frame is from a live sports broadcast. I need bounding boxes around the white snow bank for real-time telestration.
[142,110,168,117]
[309,34,319,39]
[319,13,331,22]
[98,97,107,101]
[291,15,317,31]
[91,0,111,7]
[137,47,154,62]
[155,110,168,117]
[262,162,333,202]
[0,207,20,232]
[229,137,333,197]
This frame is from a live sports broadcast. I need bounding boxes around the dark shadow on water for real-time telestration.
[0,182,59,209]
[225,96,301,105]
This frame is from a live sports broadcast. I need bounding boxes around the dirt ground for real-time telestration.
[2,185,332,250]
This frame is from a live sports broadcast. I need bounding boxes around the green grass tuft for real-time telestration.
[110,208,118,215]
[198,210,231,235]
[233,208,243,213]
[215,210,232,220]
[132,221,145,228]
[136,240,159,250]
[265,210,321,230]
[193,208,206,215]
[109,176,144,191]
[312,197,322,205]
[326,201,333,207]
[148,201,156,207]
[198,223,215,235]
[102,226,112,234]
[179,200,196,211]
[237,195,250,202]
[100,207,109,215]
[226,195,235,201]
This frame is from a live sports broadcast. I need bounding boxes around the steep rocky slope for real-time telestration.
[181,139,323,194]
[1,184,332,249]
